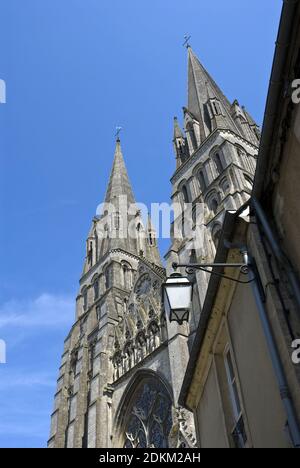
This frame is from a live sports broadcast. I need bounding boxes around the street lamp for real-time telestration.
[162,273,193,325]
[163,250,254,325]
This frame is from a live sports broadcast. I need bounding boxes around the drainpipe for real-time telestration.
[249,261,300,448]
[252,197,300,313]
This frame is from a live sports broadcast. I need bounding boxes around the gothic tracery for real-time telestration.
[112,265,165,382]
[122,378,173,448]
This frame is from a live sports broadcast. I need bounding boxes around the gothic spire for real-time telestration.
[173,116,184,140]
[186,47,241,141]
[104,138,136,206]
[82,138,163,271]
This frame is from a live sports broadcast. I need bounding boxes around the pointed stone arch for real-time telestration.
[193,162,208,195]
[205,189,221,215]
[178,179,192,205]
[81,285,88,312]
[121,260,133,290]
[209,145,226,176]
[113,369,174,448]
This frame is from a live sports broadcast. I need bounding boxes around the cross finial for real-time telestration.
[115,126,123,141]
[183,35,191,49]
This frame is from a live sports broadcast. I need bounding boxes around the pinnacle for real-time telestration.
[104,139,136,205]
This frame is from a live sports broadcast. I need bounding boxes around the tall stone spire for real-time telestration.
[104,138,135,206]
[48,137,168,450]
[82,138,162,271]
[186,47,241,141]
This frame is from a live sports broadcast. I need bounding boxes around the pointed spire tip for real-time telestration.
[105,138,135,205]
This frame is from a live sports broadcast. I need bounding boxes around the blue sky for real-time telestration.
[0,0,282,448]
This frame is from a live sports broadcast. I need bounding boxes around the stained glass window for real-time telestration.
[123,377,173,448]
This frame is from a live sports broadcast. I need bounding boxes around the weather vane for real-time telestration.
[115,126,123,140]
[183,35,191,48]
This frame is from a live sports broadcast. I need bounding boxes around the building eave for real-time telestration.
[253,0,299,200]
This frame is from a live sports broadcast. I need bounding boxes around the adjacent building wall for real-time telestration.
[194,274,291,448]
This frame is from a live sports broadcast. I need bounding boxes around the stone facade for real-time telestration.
[48,46,259,448]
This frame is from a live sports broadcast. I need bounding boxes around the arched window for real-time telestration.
[198,170,207,193]
[177,141,186,162]
[214,152,224,175]
[87,241,93,266]
[186,122,197,152]
[212,101,218,115]
[104,224,109,237]
[149,232,154,246]
[82,287,88,311]
[182,184,190,203]
[237,146,252,172]
[181,212,187,238]
[220,177,230,194]
[120,375,173,448]
[96,305,101,321]
[93,277,99,301]
[244,174,253,191]
[113,211,120,230]
[122,262,132,290]
[105,267,111,289]
[229,168,238,187]
[210,99,222,116]
[210,198,219,215]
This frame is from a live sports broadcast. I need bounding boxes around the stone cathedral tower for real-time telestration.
[48,45,259,449]
[165,46,259,339]
[48,138,197,448]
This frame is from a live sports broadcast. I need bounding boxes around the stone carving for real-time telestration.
[168,407,197,448]
[134,273,152,299]
[111,265,166,382]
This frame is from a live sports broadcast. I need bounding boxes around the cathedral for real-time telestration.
[48,45,259,448]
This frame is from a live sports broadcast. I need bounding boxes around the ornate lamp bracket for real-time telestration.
[172,251,255,285]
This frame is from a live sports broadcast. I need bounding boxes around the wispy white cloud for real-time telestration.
[0,293,75,329]
[0,370,56,390]
[0,292,74,447]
